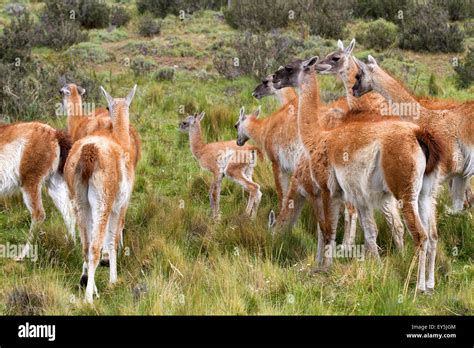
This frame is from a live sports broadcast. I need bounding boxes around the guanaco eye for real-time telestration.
[234,123,238,129]
[332,56,340,62]
[355,74,361,80]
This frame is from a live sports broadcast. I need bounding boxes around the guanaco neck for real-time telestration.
[66,92,84,134]
[297,68,322,145]
[372,67,420,106]
[189,123,206,159]
[276,87,297,106]
[245,117,269,149]
[341,56,372,111]
[112,103,131,152]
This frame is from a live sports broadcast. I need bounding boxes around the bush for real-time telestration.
[78,0,111,29]
[0,57,101,121]
[131,55,157,75]
[213,31,301,80]
[35,0,87,49]
[110,5,131,27]
[432,0,474,20]
[223,0,291,32]
[352,0,408,21]
[356,19,398,51]
[297,0,352,39]
[399,3,465,53]
[154,67,175,81]
[454,47,474,89]
[138,14,162,37]
[0,12,34,65]
[137,0,223,18]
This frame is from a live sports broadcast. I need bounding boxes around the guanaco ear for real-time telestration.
[125,84,137,107]
[344,38,356,56]
[367,55,378,72]
[77,86,86,96]
[239,106,246,120]
[337,39,344,50]
[268,210,276,228]
[197,111,205,121]
[302,56,319,68]
[253,105,261,118]
[100,86,114,109]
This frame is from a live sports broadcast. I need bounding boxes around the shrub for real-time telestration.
[213,31,301,80]
[356,19,398,51]
[0,12,34,65]
[110,5,131,27]
[137,0,223,18]
[131,55,157,75]
[352,0,408,21]
[432,0,474,20]
[399,3,465,53]
[78,0,111,29]
[454,47,474,89]
[154,67,175,81]
[66,42,113,64]
[138,14,162,37]
[35,0,87,49]
[296,0,352,39]
[223,0,291,32]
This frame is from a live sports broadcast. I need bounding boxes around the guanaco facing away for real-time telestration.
[65,85,138,303]
[61,82,142,265]
[180,112,262,219]
[0,122,75,260]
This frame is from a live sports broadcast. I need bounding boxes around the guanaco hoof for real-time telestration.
[100,258,110,267]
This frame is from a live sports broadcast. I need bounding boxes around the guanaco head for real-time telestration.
[317,38,356,75]
[252,75,277,99]
[272,57,329,89]
[179,111,205,133]
[60,83,85,116]
[235,106,261,146]
[352,55,380,97]
[100,85,137,124]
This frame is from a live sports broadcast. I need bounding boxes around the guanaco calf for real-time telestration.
[273,57,443,292]
[180,112,262,219]
[64,85,137,303]
[0,122,75,259]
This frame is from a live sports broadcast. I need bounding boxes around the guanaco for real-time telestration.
[273,57,443,292]
[0,122,75,259]
[64,85,137,303]
[247,78,359,250]
[354,56,473,214]
[318,39,469,213]
[180,112,262,219]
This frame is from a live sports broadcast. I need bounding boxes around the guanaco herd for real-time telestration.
[0,39,472,303]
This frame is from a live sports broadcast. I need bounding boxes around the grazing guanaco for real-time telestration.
[180,112,262,219]
[0,122,75,259]
[64,85,138,303]
[318,39,469,213]
[273,57,443,292]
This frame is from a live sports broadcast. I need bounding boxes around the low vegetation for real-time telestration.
[0,0,472,315]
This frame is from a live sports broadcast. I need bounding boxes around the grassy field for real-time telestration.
[0,2,472,315]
